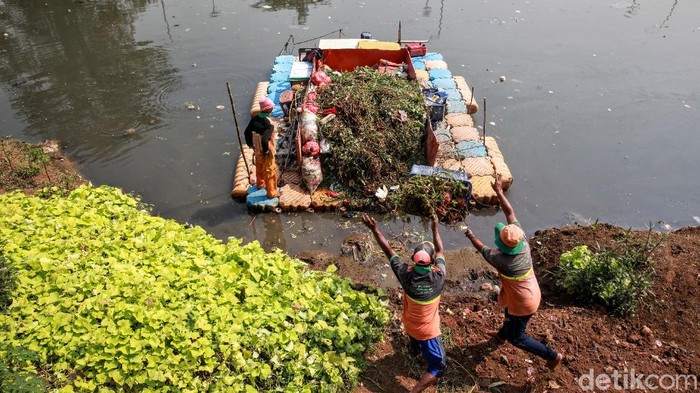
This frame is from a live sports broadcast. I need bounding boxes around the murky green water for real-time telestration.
[1,0,699,255]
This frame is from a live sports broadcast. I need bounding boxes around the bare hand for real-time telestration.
[361,214,377,230]
[431,214,439,227]
[465,228,474,238]
[491,174,503,192]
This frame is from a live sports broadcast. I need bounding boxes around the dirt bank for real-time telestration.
[3,139,698,392]
[0,139,83,194]
[300,224,700,392]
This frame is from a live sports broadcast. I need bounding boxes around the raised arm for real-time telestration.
[492,174,517,224]
[431,215,445,259]
[361,214,396,260]
[465,228,485,253]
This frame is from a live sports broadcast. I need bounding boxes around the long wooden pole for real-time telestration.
[482,97,487,141]
[483,97,489,156]
[468,86,475,114]
[226,82,251,176]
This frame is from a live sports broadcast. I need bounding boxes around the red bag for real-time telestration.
[302,141,320,157]
[306,91,318,102]
[311,71,331,87]
[301,102,319,114]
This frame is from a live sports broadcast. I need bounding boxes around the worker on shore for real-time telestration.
[361,214,446,393]
[464,174,563,370]
[244,97,278,198]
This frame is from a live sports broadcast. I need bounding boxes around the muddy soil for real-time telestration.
[300,224,700,392]
[296,231,502,295]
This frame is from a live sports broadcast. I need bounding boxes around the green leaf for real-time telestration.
[0,185,390,391]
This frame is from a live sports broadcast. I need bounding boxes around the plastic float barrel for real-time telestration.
[451,126,480,143]
[445,113,475,128]
[484,137,513,190]
[249,81,270,116]
[231,146,256,199]
[279,184,311,212]
[246,185,280,212]
[453,76,479,114]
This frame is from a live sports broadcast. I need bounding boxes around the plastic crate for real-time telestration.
[408,164,472,198]
[422,88,447,122]
[409,164,469,182]
[429,104,446,122]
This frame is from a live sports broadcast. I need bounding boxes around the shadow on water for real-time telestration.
[190,196,238,227]
[210,0,221,18]
[0,0,181,165]
[659,0,679,28]
[626,0,640,18]
[251,0,331,25]
[614,0,680,25]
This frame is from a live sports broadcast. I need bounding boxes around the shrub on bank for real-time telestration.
[555,243,655,316]
[0,185,389,392]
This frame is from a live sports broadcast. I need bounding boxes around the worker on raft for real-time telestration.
[362,214,447,393]
[464,174,564,370]
[244,97,278,199]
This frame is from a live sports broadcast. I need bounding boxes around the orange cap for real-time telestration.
[500,224,524,247]
[412,250,432,266]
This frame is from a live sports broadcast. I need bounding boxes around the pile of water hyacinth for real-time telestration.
[316,67,425,199]
[315,68,469,222]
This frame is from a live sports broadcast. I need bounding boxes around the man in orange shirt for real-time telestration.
[362,214,446,393]
[465,175,563,370]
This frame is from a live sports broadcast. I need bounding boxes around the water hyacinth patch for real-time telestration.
[0,185,389,392]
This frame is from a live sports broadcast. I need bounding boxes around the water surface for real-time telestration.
[1,0,698,255]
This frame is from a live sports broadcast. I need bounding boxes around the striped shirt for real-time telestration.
[481,222,541,316]
[390,255,445,340]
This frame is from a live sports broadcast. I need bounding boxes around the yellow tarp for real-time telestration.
[357,41,401,50]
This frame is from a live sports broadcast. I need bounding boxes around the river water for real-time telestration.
[1,0,699,256]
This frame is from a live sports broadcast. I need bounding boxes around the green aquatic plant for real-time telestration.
[0,250,16,312]
[0,185,389,392]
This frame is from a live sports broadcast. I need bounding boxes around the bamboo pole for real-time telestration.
[483,97,488,155]
[226,82,251,177]
[468,86,475,115]
[482,97,487,141]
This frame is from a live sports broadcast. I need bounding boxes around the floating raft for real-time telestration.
[246,185,280,212]
[232,50,513,211]
[231,145,255,199]
[415,52,512,205]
